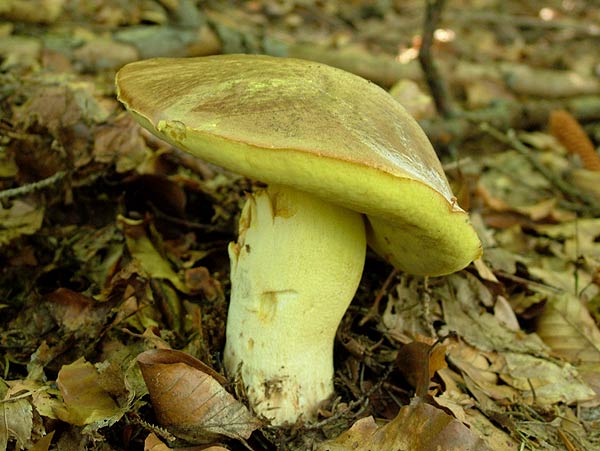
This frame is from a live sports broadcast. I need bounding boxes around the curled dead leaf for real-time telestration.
[137,349,261,444]
[395,340,448,398]
[316,401,490,451]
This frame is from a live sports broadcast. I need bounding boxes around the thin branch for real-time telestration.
[359,267,399,326]
[447,10,600,36]
[0,171,67,202]
[305,362,396,430]
[418,0,453,117]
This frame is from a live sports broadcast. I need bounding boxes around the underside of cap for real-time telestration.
[116,54,481,275]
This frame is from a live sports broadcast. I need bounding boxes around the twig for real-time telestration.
[418,0,453,117]
[494,270,562,293]
[447,10,600,36]
[128,413,177,443]
[359,268,399,326]
[480,124,600,216]
[305,362,396,430]
[149,203,223,233]
[0,171,67,202]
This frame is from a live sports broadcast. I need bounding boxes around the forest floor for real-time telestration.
[1,0,600,450]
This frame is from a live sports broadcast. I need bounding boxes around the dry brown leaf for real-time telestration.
[534,218,600,262]
[315,401,490,451]
[447,343,517,403]
[55,358,123,426]
[380,277,436,342]
[499,352,595,405]
[45,288,109,333]
[577,363,600,398]
[137,349,261,444]
[493,295,520,332]
[144,433,171,451]
[441,274,547,354]
[93,113,149,173]
[434,372,520,451]
[13,79,112,132]
[0,380,33,450]
[536,293,600,365]
[473,257,500,283]
[395,340,447,398]
[478,150,551,210]
[448,333,594,406]
[28,430,54,451]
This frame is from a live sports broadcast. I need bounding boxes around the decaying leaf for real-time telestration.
[478,150,555,209]
[93,113,150,173]
[316,401,490,451]
[536,292,600,398]
[137,349,261,444]
[447,343,517,404]
[69,223,124,294]
[13,77,113,131]
[0,200,44,246]
[537,292,600,365]
[441,274,548,354]
[534,218,600,262]
[28,430,54,451]
[435,368,520,451]
[0,35,42,70]
[55,358,124,427]
[448,338,595,407]
[44,288,109,333]
[120,215,189,293]
[380,276,432,341]
[499,352,595,405]
[0,379,33,450]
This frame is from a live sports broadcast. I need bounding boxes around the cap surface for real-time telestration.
[116,54,481,275]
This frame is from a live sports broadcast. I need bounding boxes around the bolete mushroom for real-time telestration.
[115,54,482,426]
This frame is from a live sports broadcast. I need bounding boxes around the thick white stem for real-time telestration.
[224,185,366,426]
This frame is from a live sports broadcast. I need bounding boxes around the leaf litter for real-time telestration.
[1,0,600,450]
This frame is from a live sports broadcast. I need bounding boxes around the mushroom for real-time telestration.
[115,54,482,426]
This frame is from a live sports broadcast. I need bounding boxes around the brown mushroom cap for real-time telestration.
[116,54,481,275]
